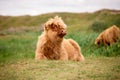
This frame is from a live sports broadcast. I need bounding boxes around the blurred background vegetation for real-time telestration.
[0,9,120,31]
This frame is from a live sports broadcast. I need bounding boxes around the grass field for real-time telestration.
[0,31,120,80]
[0,9,120,80]
[0,31,120,63]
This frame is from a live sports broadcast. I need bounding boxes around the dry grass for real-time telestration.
[0,57,120,80]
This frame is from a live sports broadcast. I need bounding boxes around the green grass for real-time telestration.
[0,31,38,63]
[66,32,120,57]
[0,31,120,63]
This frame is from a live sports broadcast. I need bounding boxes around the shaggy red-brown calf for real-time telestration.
[95,25,120,46]
[35,16,84,61]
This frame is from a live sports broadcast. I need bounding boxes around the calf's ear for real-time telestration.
[44,24,48,31]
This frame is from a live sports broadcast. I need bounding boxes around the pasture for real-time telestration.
[0,31,120,80]
[0,10,120,80]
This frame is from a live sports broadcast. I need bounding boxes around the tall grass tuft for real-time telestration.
[66,32,120,57]
[0,30,120,63]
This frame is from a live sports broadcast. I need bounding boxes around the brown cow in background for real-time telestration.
[95,25,120,46]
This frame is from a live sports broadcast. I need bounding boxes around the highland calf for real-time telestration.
[35,16,84,61]
[95,25,120,46]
